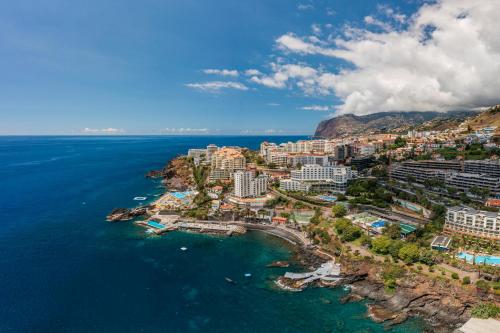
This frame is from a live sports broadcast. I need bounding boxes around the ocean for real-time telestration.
[0,136,426,332]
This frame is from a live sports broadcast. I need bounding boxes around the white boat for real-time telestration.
[244,273,252,278]
[133,196,147,201]
[180,247,188,251]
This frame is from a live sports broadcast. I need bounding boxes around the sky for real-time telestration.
[1,0,499,135]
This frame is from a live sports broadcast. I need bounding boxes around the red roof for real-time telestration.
[272,217,288,223]
[486,199,500,207]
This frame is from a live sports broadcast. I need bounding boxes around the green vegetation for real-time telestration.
[333,218,361,242]
[381,263,405,290]
[462,276,471,285]
[388,136,406,150]
[451,272,459,280]
[331,204,347,217]
[371,236,392,255]
[383,223,401,240]
[471,303,500,319]
[264,196,289,208]
[398,243,420,264]
[346,179,393,208]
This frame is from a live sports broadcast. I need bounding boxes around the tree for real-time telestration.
[371,236,392,255]
[398,243,420,264]
[451,272,459,279]
[334,218,352,234]
[383,223,401,240]
[462,276,471,285]
[419,248,435,266]
[340,225,362,242]
[332,204,347,217]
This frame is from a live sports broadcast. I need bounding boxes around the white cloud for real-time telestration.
[161,128,211,134]
[297,4,314,11]
[250,63,317,92]
[82,127,123,134]
[244,69,262,76]
[265,0,500,115]
[203,69,239,77]
[363,16,392,31]
[185,81,248,92]
[300,105,330,111]
[311,23,322,35]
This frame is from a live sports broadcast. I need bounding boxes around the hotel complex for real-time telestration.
[444,206,500,240]
[280,165,357,193]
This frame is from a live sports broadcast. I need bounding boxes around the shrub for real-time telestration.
[462,276,471,285]
[340,225,362,242]
[451,272,459,279]
[471,303,500,319]
[371,236,393,255]
[332,204,347,217]
[398,243,420,264]
[334,218,352,234]
[476,280,490,292]
[417,265,423,271]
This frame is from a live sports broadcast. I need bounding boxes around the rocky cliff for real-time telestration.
[314,111,477,138]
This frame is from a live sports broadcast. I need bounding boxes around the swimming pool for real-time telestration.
[457,252,500,266]
[318,195,337,202]
[371,220,386,228]
[147,221,165,229]
[170,191,192,199]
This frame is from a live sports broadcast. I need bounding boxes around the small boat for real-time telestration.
[180,247,188,251]
[225,277,235,284]
[134,196,147,201]
[244,273,252,278]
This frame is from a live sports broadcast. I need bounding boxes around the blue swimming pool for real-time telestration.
[371,220,386,228]
[170,191,192,199]
[318,195,337,202]
[457,252,500,266]
[147,221,165,229]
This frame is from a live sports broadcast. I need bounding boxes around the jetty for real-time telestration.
[135,215,247,236]
[284,261,342,286]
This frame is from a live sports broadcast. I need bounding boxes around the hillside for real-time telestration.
[314,111,477,138]
[462,105,500,136]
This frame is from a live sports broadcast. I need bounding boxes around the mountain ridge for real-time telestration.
[314,110,479,138]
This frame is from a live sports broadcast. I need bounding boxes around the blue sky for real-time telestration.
[1,0,498,135]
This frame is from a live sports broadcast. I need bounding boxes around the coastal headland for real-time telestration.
[107,140,499,332]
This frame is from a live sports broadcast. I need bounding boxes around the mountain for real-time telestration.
[463,105,500,136]
[314,110,478,138]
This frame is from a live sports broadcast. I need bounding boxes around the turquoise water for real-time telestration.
[0,136,426,332]
[371,220,386,228]
[171,191,193,199]
[318,195,337,202]
[457,252,500,266]
[148,221,165,229]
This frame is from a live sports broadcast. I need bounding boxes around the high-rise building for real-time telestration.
[234,171,268,198]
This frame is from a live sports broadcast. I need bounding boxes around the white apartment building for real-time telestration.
[206,144,219,160]
[445,206,500,240]
[187,148,206,159]
[291,164,356,182]
[234,171,268,198]
[279,179,311,192]
[280,164,356,193]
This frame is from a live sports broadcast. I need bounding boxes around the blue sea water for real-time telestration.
[0,136,426,332]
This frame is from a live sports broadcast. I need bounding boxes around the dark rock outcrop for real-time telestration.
[106,206,151,222]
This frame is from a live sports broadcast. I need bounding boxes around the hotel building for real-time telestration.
[234,171,268,198]
[444,206,500,240]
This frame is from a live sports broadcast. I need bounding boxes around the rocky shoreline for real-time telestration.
[112,156,487,332]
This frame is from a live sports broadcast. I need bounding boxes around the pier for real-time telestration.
[283,261,342,286]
